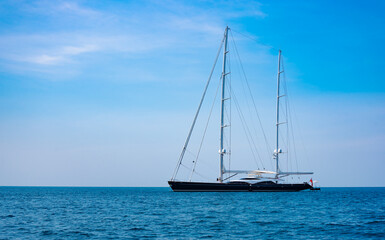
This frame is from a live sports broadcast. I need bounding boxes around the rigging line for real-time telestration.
[224,51,232,136]
[230,43,271,169]
[194,154,217,169]
[231,88,264,169]
[287,90,299,173]
[223,173,238,181]
[222,113,231,149]
[171,34,225,180]
[180,163,211,181]
[185,149,198,159]
[189,74,222,181]
[277,127,289,172]
[282,62,292,174]
[228,41,270,171]
[288,91,310,169]
[223,52,232,177]
[230,30,273,167]
[286,97,292,174]
[227,50,232,170]
[278,96,288,119]
[229,58,233,175]
[224,79,262,166]
[230,80,266,170]
[279,62,291,173]
[228,56,232,176]
[278,128,288,147]
[230,30,273,153]
[222,104,231,148]
[229,74,233,175]
[281,58,300,173]
[232,95,260,169]
[231,29,279,52]
[222,134,231,169]
[286,112,291,173]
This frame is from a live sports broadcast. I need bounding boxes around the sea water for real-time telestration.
[0,187,384,239]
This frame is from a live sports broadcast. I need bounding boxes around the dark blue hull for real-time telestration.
[168,181,313,192]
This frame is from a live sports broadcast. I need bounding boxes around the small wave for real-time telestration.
[270,210,281,213]
[129,227,146,231]
[199,235,214,238]
[151,213,164,216]
[326,223,350,227]
[366,220,385,225]
[69,231,92,237]
[41,230,56,236]
[360,232,385,238]
[252,221,275,226]
[159,222,171,226]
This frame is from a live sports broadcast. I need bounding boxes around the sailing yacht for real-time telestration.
[169,26,314,192]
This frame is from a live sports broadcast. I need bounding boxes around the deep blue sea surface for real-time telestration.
[0,187,384,239]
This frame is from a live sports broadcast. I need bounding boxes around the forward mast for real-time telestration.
[219,26,229,183]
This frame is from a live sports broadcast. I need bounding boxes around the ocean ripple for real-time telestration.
[0,187,384,239]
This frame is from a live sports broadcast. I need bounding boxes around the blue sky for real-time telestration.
[0,0,384,187]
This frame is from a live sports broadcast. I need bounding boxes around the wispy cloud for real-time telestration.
[26,55,65,65]
[62,44,99,55]
[224,1,267,18]
[0,0,267,79]
[21,44,98,65]
[57,1,101,17]
[19,0,103,18]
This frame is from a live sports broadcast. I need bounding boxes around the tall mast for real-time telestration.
[275,50,282,178]
[219,26,229,182]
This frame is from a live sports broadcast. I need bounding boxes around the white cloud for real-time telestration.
[57,1,101,17]
[19,0,104,18]
[62,44,99,55]
[26,54,65,65]
[19,45,98,65]
[0,0,267,78]
[168,16,223,36]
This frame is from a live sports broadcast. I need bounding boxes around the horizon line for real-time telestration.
[1,186,384,188]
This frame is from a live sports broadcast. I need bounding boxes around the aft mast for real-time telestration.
[273,50,313,179]
[219,26,229,183]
